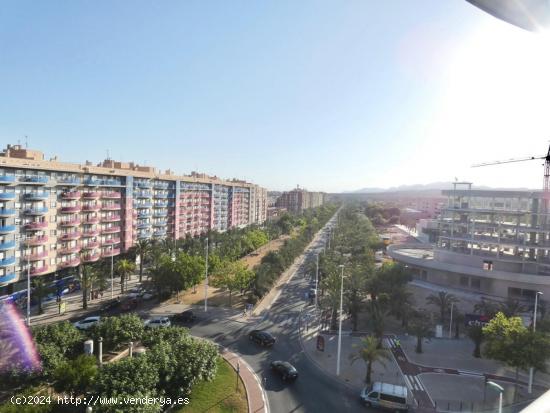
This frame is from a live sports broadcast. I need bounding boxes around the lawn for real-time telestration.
[181,357,248,413]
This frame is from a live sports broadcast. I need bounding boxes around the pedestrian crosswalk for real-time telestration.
[250,312,304,331]
[403,374,425,392]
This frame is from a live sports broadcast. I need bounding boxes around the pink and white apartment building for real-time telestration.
[0,145,267,294]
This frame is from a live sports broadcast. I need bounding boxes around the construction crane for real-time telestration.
[472,143,550,194]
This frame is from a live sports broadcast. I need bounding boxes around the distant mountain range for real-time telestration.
[350,182,536,193]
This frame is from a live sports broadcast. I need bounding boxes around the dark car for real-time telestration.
[248,330,276,347]
[270,361,298,381]
[172,310,197,323]
[100,298,120,314]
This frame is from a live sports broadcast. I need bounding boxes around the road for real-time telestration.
[187,215,378,413]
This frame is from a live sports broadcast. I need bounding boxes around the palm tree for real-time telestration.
[321,271,344,330]
[474,297,499,318]
[79,264,98,307]
[426,291,459,323]
[115,259,136,293]
[349,335,392,384]
[466,325,484,358]
[133,239,151,283]
[498,298,526,317]
[408,309,433,353]
[32,278,50,315]
[388,286,414,327]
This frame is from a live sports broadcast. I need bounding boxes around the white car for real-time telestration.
[74,316,101,330]
[144,316,171,328]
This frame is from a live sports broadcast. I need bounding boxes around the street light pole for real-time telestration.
[204,237,209,312]
[110,245,114,299]
[315,253,319,311]
[487,381,503,413]
[528,291,543,394]
[26,252,31,326]
[336,264,344,376]
[449,302,454,339]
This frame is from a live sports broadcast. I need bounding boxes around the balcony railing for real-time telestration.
[61,191,81,200]
[58,258,80,268]
[0,193,16,200]
[102,238,121,245]
[82,204,101,211]
[26,251,48,260]
[24,207,49,215]
[25,192,49,201]
[101,216,121,222]
[0,176,16,184]
[81,229,100,237]
[136,203,152,208]
[136,182,152,188]
[101,204,121,211]
[0,272,16,283]
[102,226,121,234]
[137,222,151,229]
[60,206,81,213]
[0,240,16,250]
[0,209,16,217]
[25,221,47,230]
[154,201,169,208]
[0,256,16,267]
[21,176,48,184]
[82,192,101,199]
[30,265,49,275]
[60,219,81,227]
[83,216,100,224]
[102,192,121,199]
[102,248,120,257]
[59,232,81,241]
[81,241,100,249]
[154,193,169,199]
[57,178,81,186]
[59,246,81,255]
[0,225,17,234]
[135,191,152,198]
[83,253,101,262]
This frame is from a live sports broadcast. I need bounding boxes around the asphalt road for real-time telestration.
[187,217,379,413]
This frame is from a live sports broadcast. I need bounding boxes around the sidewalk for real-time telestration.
[220,347,269,413]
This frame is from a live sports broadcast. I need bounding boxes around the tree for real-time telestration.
[408,309,433,353]
[32,278,50,315]
[79,263,99,308]
[498,298,526,317]
[89,314,144,352]
[172,252,204,298]
[349,335,391,384]
[211,261,254,306]
[467,325,484,358]
[388,286,414,328]
[53,354,98,396]
[321,270,343,330]
[426,291,459,324]
[133,239,151,283]
[115,259,136,294]
[474,298,499,318]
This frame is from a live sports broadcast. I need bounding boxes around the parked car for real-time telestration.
[360,382,409,412]
[270,360,298,381]
[172,310,197,323]
[144,316,171,328]
[120,297,139,311]
[249,330,276,347]
[100,298,120,313]
[74,316,101,330]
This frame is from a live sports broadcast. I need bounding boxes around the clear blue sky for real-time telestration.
[2,1,549,192]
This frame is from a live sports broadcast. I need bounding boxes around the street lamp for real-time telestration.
[315,253,319,311]
[487,381,503,413]
[26,250,31,326]
[110,245,114,299]
[528,291,543,394]
[204,237,209,312]
[336,264,344,376]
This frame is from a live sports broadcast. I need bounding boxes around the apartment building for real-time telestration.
[0,145,267,295]
[275,187,325,213]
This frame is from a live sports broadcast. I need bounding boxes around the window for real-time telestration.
[50,258,55,265]
[460,276,469,287]
[50,216,56,223]
[51,201,56,207]
[471,278,481,289]
[368,392,379,399]
[483,260,493,271]
[14,202,20,209]
[508,287,522,298]
[50,230,56,236]
[50,244,56,250]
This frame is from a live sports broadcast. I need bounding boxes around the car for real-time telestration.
[172,309,197,323]
[270,360,298,381]
[100,298,120,313]
[249,330,276,347]
[120,297,139,311]
[144,316,171,328]
[360,382,409,411]
[74,316,101,330]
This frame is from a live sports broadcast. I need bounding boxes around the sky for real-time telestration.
[1,1,550,193]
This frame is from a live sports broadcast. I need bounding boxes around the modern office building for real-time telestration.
[275,187,325,213]
[0,145,267,295]
[388,182,550,303]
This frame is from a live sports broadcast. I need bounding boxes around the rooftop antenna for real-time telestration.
[24,135,28,148]
[106,149,110,160]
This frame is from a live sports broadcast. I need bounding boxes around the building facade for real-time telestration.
[0,145,267,295]
[388,182,550,303]
[275,187,325,213]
